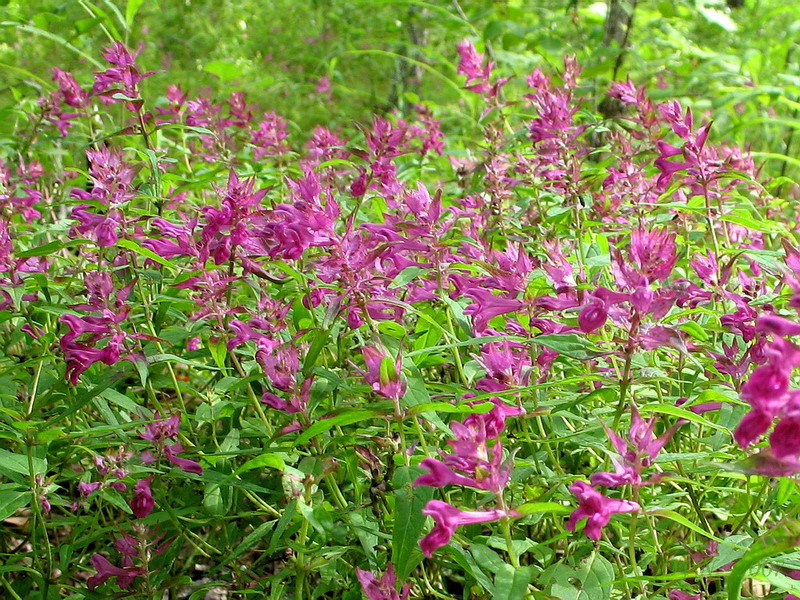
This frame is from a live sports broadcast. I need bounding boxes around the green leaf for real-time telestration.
[540,551,614,600]
[0,449,46,478]
[652,509,723,543]
[1,23,104,69]
[533,334,603,360]
[294,408,384,445]
[117,238,177,270]
[678,321,709,342]
[753,568,800,597]
[125,0,146,27]
[207,338,227,370]
[302,329,329,376]
[203,481,224,516]
[350,509,380,564]
[492,564,535,600]
[99,486,133,514]
[407,401,494,416]
[449,546,493,592]
[204,60,244,82]
[727,524,798,600]
[389,266,428,289]
[514,501,571,516]
[392,467,434,580]
[0,490,29,521]
[215,521,274,569]
[17,239,91,258]
[234,453,285,474]
[640,404,727,433]
[147,353,219,371]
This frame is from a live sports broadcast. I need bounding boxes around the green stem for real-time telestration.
[730,477,768,536]
[612,346,634,430]
[501,515,520,568]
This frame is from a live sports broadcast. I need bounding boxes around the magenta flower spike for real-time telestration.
[419,500,513,557]
[92,41,156,105]
[592,404,681,487]
[629,227,678,283]
[456,39,492,94]
[52,68,88,108]
[566,481,640,540]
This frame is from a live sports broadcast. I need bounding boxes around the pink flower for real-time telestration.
[591,404,681,488]
[140,413,181,442]
[130,477,154,519]
[419,500,513,557]
[201,170,268,264]
[456,39,493,94]
[414,457,484,489]
[770,416,800,459]
[164,443,203,475]
[690,250,718,285]
[139,413,203,475]
[757,315,800,337]
[251,111,290,158]
[733,409,773,448]
[92,42,156,106]
[629,227,677,283]
[360,346,406,401]
[463,289,523,332]
[315,75,332,95]
[668,591,702,600]
[86,554,142,591]
[79,481,102,497]
[578,300,608,333]
[52,68,88,108]
[742,362,791,415]
[414,398,520,494]
[355,564,410,600]
[566,481,639,540]
[474,339,531,390]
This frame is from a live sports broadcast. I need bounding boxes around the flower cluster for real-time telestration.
[4,33,799,600]
[414,399,521,556]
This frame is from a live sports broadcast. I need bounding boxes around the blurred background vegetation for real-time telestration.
[1,0,800,178]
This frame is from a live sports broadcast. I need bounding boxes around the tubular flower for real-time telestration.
[566,481,640,540]
[130,477,154,519]
[139,413,203,475]
[463,288,524,333]
[355,564,410,600]
[86,554,143,591]
[360,345,406,401]
[419,500,514,557]
[591,404,681,488]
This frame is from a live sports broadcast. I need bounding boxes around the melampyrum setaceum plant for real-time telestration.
[1,31,800,600]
